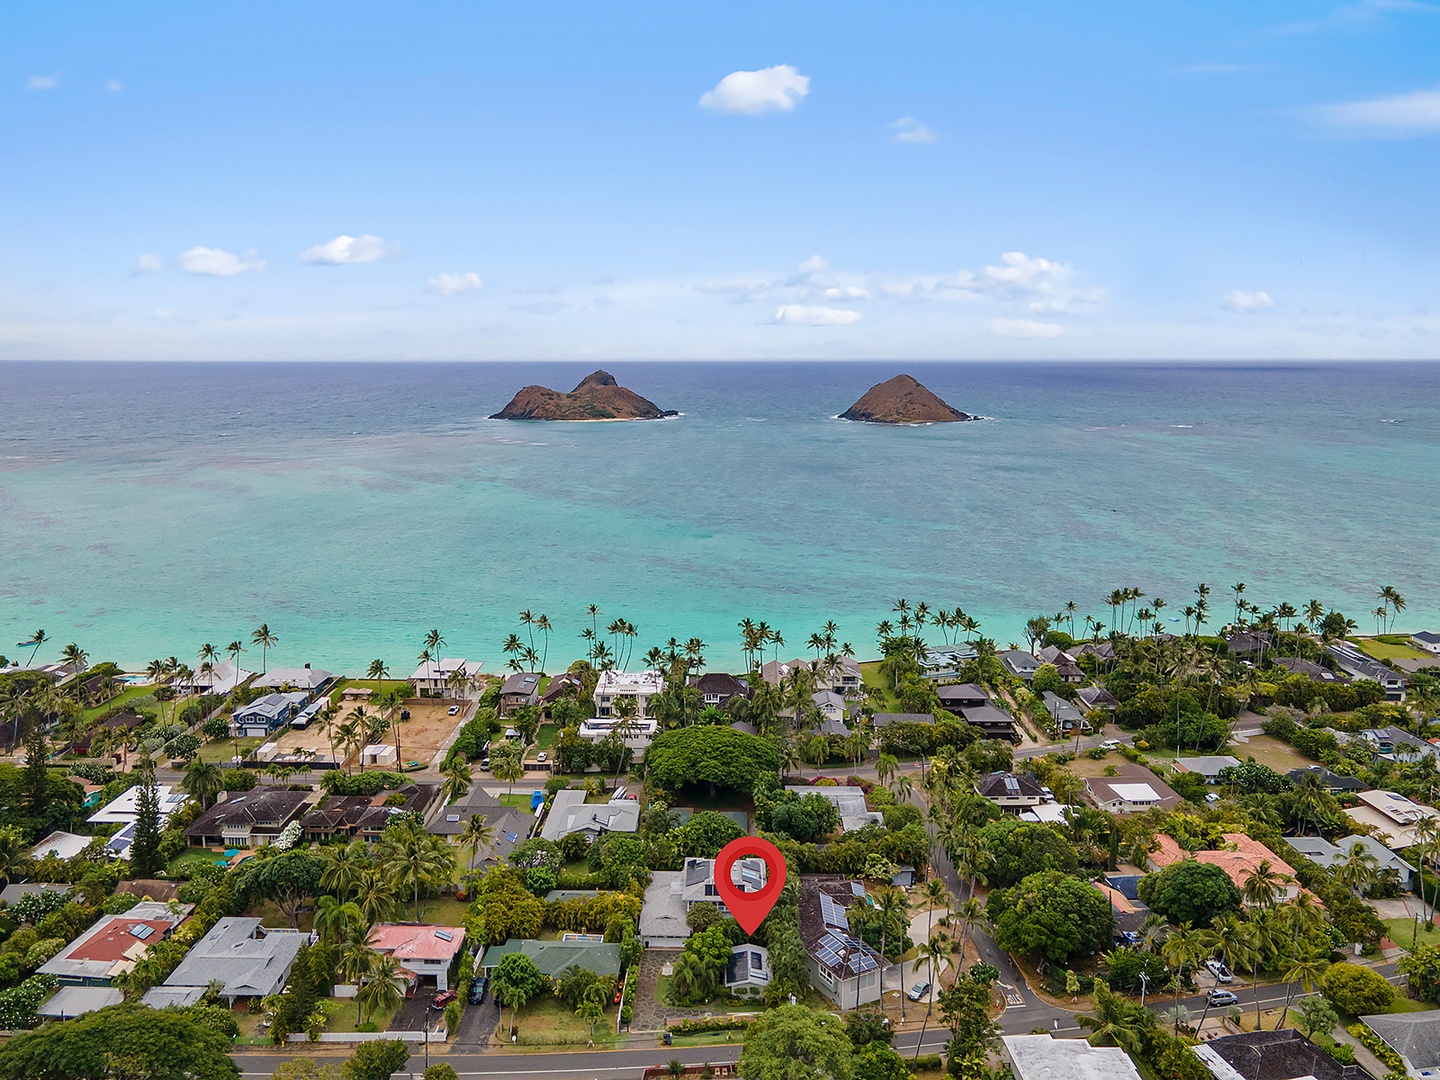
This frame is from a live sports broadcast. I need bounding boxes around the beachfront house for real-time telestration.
[1325,642,1406,702]
[230,691,309,738]
[688,671,751,709]
[252,666,334,696]
[1411,631,1440,656]
[593,669,663,720]
[921,645,977,681]
[410,658,483,698]
[497,672,541,717]
[185,789,312,848]
[798,876,883,1009]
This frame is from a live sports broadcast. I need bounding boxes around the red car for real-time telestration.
[431,990,457,1008]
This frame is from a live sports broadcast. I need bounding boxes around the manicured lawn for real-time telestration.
[498,792,538,809]
[415,893,470,927]
[1352,638,1429,661]
[167,848,229,876]
[534,724,559,750]
[321,995,401,1034]
[196,737,262,764]
[81,685,156,722]
[1380,916,1440,950]
[859,661,901,711]
[511,993,619,1046]
[328,678,410,705]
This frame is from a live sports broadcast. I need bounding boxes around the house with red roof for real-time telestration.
[1145,833,1303,905]
[367,923,467,993]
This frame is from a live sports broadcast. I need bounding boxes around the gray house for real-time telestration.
[799,876,883,1009]
[160,918,307,1003]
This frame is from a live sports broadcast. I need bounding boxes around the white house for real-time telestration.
[725,945,772,994]
[1002,1034,1143,1080]
[1346,789,1440,850]
[577,714,659,753]
[409,658,483,698]
[593,669,664,721]
[1409,631,1440,656]
[368,924,466,992]
[540,789,641,842]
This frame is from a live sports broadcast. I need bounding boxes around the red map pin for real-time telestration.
[713,835,787,935]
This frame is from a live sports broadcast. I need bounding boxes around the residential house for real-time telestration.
[478,938,621,979]
[999,650,1041,681]
[1358,1012,1440,1080]
[1002,1033,1143,1080]
[1225,631,1272,658]
[428,789,530,869]
[409,658,483,698]
[786,785,881,833]
[1194,1029,1378,1080]
[1272,657,1350,685]
[38,986,124,1019]
[1286,835,1417,889]
[1173,755,1243,783]
[812,690,849,735]
[921,645,977,681]
[1096,883,1150,941]
[1076,685,1119,713]
[300,783,443,843]
[798,876,883,1008]
[958,704,1018,742]
[88,783,187,859]
[638,857,768,947]
[1085,764,1183,814]
[252,666,334,695]
[1287,765,1367,794]
[869,712,935,729]
[183,661,254,695]
[1346,790,1440,851]
[1326,643,1406,702]
[1411,631,1440,656]
[185,789,312,848]
[726,945,772,994]
[540,788,641,842]
[975,772,1050,812]
[39,902,188,986]
[593,669,664,720]
[1035,645,1085,683]
[541,672,582,712]
[1041,691,1087,734]
[1146,833,1302,905]
[1357,727,1438,764]
[0,882,71,905]
[689,672,751,709]
[1072,641,1117,663]
[936,683,989,711]
[576,713,660,754]
[497,672,541,717]
[368,924,467,992]
[30,831,92,862]
[159,918,306,1004]
[230,691,309,738]
[819,656,865,695]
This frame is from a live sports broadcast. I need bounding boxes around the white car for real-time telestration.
[536,752,548,762]
[447,705,460,716]
[1100,739,1120,751]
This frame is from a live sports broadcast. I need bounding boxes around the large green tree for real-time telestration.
[644,726,780,797]
[1137,860,1242,928]
[738,1004,854,1080]
[977,819,1079,888]
[988,870,1113,964]
[341,1038,409,1080]
[0,1004,240,1080]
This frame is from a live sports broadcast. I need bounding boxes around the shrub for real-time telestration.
[1322,963,1396,1015]
[1348,1022,1405,1074]
[911,1054,943,1072]
[667,1016,753,1035]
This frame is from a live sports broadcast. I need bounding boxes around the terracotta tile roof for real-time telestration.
[1150,833,1298,891]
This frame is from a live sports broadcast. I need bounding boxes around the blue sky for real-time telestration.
[2,0,1438,360]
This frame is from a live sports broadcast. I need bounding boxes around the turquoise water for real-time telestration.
[1,361,1436,674]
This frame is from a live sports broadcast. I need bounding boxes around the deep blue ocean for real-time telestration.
[1,361,1436,674]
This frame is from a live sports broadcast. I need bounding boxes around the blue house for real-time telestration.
[231,691,309,738]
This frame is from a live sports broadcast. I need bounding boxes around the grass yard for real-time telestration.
[498,791,538,809]
[81,685,157,722]
[1352,638,1430,662]
[415,893,470,927]
[328,678,410,704]
[1380,916,1440,950]
[1234,735,1312,773]
[511,993,620,1047]
[655,974,765,1013]
[197,737,262,764]
[534,724,559,750]
[321,995,401,1034]
[859,661,901,711]
[167,848,229,876]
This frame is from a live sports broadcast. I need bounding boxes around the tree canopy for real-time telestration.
[977,819,1079,888]
[645,726,781,796]
[0,1003,240,1080]
[738,1004,855,1080]
[987,870,1113,963]
[1137,859,1242,928]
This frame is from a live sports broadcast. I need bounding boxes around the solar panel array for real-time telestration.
[819,893,849,930]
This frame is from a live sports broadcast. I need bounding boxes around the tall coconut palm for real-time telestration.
[913,934,948,1053]
[353,867,398,925]
[424,628,446,665]
[459,814,498,896]
[1336,843,1380,896]
[1276,953,1329,1030]
[251,624,277,674]
[441,756,472,804]
[378,818,455,920]
[873,885,910,1021]
[357,953,407,1025]
[181,757,224,810]
[60,643,89,688]
[535,614,553,672]
[319,839,372,898]
[1242,860,1284,910]
[22,629,47,667]
[226,640,246,677]
[1160,922,1205,1003]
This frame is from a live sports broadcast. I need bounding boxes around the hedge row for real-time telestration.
[666,1017,754,1035]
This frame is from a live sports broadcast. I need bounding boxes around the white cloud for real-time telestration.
[699,65,809,115]
[299,234,399,265]
[426,272,485,296]
[773,304,862,326]
[987,318,1065,338]
[1222,290,1275,312]
[179,247,266,276]
[944,251,1101,312]
[26,75,59,91]
[822,285,871,300]
[105,79,123,93]
[131,253,162,275]
[891,117,936,143]
[1318,88,1440,130]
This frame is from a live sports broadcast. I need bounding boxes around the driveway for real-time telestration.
[387,985,442,1035]
[453,996,502,1048]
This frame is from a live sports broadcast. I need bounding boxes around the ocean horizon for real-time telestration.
[2,359,1437,675]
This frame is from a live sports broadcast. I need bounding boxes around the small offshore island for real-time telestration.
[840,373,975,424]
[490,370,678,421]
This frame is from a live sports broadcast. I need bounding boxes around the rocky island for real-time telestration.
[839,374,974,424]
[490,370,678,421]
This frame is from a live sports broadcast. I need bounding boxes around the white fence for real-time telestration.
[286,1028,446,1044]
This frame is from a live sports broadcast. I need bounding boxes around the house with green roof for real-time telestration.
[477,938,621,979]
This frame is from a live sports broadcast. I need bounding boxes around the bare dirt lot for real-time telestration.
[385,698,473,767]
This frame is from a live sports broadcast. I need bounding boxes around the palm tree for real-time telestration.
[23,629,47,666]
[181,757,224,811]
[251,624,277,674]
[1276,954,1329,1030]
[424,628,446,665]
[1336,842,1381,896]
[353,867,398,925]
[873,885,910,1021]
[670,949,715,1005]
[441,756,472,804]
[60,642,89,686]
[1160,922,1204,1003]
[319,839,372,898]
[1075,982,1148,1055]
[458,814,498,896]
[314,895,361,946]
[535,614,553,672]
[1242,860,1284,910]
[920,877,949,943]
[357,953,407,1026]
[226,640,246,676]
[913,935,948,1055]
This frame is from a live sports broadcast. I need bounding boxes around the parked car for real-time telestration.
[480,756,490,769]
[431,989,457,1008]
[536,751,548,762]
[1205,959,1233,983]
[1207,989,1239,1007]
[469,976,489,1004]
[448,705,460,716]
[907,981,931,1001]
[1204,792,1221,803]
[1100,739,1120,750]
